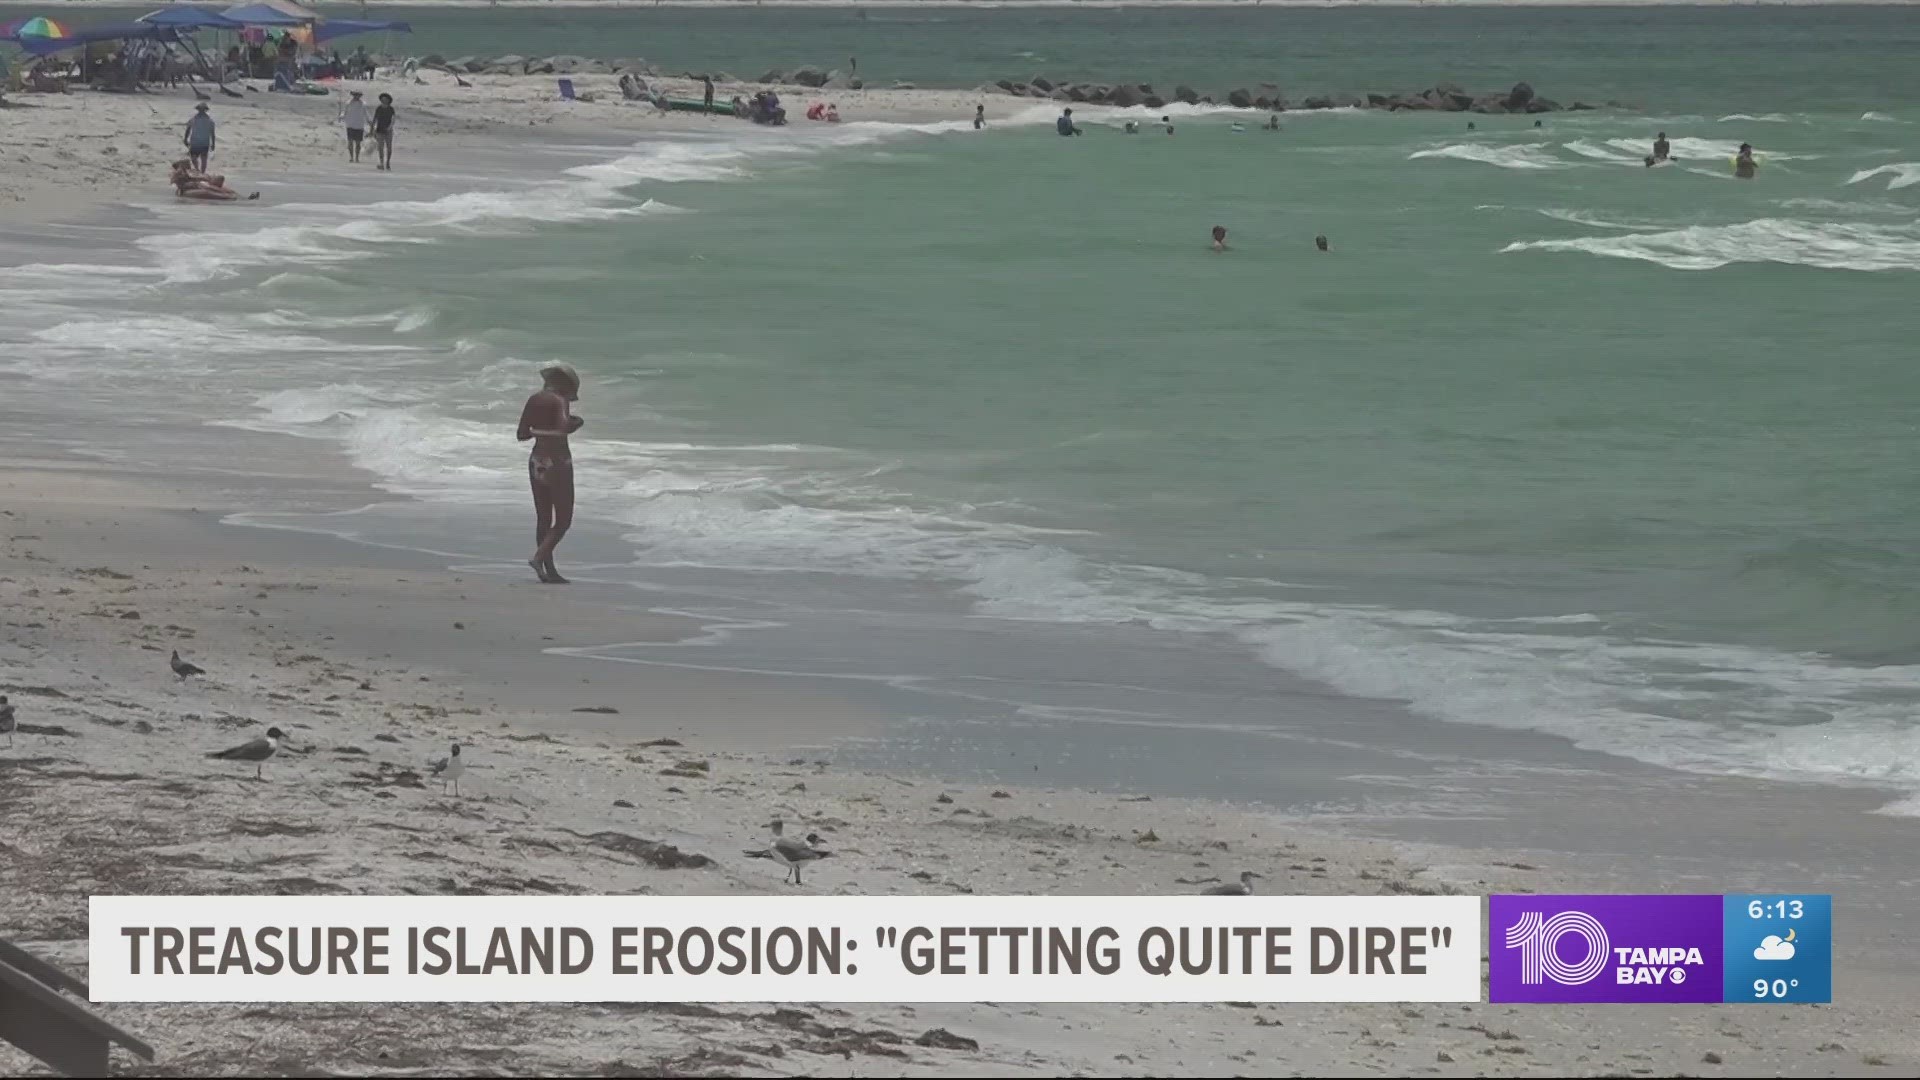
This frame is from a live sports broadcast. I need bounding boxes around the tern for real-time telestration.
[209,726,285,779]
[1202,871,1262,896]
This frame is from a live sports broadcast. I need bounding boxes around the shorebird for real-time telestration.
[1202,871,1262,896]
[170,650,206,681]
[208,726,284,780]
[755,819,831,886]
[0,695,14,747]
[428,743,465,795]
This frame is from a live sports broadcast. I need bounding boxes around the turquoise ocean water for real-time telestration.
[6,5,1920,809]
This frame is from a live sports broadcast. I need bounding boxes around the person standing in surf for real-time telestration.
[1734,142,1758,178]
[517,363,584,583]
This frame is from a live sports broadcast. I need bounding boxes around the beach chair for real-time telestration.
[558,78,576,101]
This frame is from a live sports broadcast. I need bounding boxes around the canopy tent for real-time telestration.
[219,4,310,27]
[314,19,411,44]
[138,6,245,30]
[18,22,177,56]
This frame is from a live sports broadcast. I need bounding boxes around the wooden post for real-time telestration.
[0,940,155,1077]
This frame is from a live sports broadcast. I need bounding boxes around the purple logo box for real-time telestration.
[1489,894,1723,1003]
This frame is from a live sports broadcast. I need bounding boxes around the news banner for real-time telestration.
[88,892,1832,1004]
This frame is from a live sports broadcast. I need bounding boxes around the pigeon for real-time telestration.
[170,650,205,680]
[428,743,465,795]
[0,695,13,748]
[758,819,831,886]
[208,726,285,780]
[1203,870,1262,896]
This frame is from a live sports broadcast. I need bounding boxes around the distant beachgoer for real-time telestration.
[807,101,826,121]
[973,104,985,130]
[1653,131,1670,162]
[1161,115,1174,135]
[1734,142,1757,178]
[1211,225,1229,252]
[183,103,216,172]
[702,74,715,112]
[1467,121,1476,130]
[1056,108,1081,136]
[373,92,396,170]
[169,158,255,201]
[340,90,368,163]
[1315,234,1329,252]
[1265,114,1280,131]
[517,363,584,584]
[1123,120,1139,134]
[1533,119,1543,128]
[825,103,841,122]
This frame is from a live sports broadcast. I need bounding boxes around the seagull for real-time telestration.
[1203,870,1262,896]
[170,650,205,680]
[758,819,831,886]
[208,726,285,780]
[428,743,465,795]
[0,695,14,747]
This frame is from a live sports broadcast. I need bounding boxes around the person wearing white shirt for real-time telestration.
[339,90,369,163]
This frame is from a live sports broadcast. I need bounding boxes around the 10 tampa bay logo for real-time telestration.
[1488,895,1724,1003]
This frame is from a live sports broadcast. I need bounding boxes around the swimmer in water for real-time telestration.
[1652,131,1671,162]
[1123,119,1139,134]
[1734,142,1758,178]
[1161,114,1174,135]
[1211,225,1229,252]
[1265,114,1281,131]
[1315,234,1329,252]
[1467,121,1476,131]
[973,104,985,130]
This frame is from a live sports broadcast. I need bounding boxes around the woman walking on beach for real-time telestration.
[517,364,583,583]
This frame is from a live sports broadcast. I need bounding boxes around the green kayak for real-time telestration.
[660,98,736,116]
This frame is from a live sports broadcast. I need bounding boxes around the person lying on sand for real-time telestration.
[169,159,258,201]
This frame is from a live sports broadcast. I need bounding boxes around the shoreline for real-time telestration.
[4,451,1918,1076]
[4,55,1920,1074]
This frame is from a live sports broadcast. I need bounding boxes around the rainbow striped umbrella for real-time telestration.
[3,16,73,40]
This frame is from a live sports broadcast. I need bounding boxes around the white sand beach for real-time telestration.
[1,67,1008,213]
[4,26,1920,1078]
[3,451,1917,1076]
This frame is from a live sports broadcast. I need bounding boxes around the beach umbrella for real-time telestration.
[3,16,73,40]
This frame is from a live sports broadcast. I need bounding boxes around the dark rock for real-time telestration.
[1006,82,1030,96]
[613,799,634,808]
[1027,85,1053,99]
[995,78,1015,91]
[760,68,785,83]
[1200,95,1216,105]
[1332,92,1363,109]
[915,1029,981,1052]
[1367,92,1392,109]
[1569,101,1598,111]
[849,77,864,90]
[1136,82,1153,94]
[1030,75,1054,91]
[1527,98,1560,113]
[1227,87,1253,108]
[823,70,851,90]
[1174,84,1199,104]
[1505,81,1536,111]
[892,81,916,90]
[1302,95,1334,110]
[573,705,619,714]
[1253,95,1272,110]
[1702,1051,1724,1065]
[488,53,525,74]
[585,59,613,75]
[1051,88,1073,101]
[1142,94,1166,109]
[524,57,555,76]
[1445,92,1474,111]
[421,53,446,68]
[446,55,475,72]
[791,66,828,88]
[1067,85,1088,102]
[551,54,590,75]
[1436,81,1464,96]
